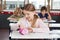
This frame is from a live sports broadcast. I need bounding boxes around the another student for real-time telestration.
[17,4,49,35]
[38,6,51,21]
[7,7,24,21]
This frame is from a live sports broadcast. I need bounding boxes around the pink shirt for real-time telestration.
[17,17,50,33]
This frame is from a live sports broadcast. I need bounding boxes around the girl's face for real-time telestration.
[14,11,20,16]
[41,10,47,14]
[14,9,22,16]
[23,10,34,21]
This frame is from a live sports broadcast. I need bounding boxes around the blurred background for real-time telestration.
[0,0,60,29]
[0,0,60,40]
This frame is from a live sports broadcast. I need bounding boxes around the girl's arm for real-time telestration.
[7,15,16,20]
[37,18,50,32]
[47,12,52,20]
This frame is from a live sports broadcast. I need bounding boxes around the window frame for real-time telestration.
[51,0,60,11]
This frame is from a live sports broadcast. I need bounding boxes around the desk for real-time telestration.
[9,20,60,40]
[49,23,60,30]
[49,23,60,27]
[43,20,56,27]
[10,31,60,40]
[43,20,56,23]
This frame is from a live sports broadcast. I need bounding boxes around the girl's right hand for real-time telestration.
[27,27,33,33]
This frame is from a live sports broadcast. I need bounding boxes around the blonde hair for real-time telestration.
[24,4,38,28]
[13,7,22,16]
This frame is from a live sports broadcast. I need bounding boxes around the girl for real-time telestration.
[38,6,51,21]
[7,7,24,21]
[17,4,49,35]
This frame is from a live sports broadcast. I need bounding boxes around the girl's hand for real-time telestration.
[27,27,33,33]
[42,17,46,20]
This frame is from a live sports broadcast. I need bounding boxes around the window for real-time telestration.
[29,0,45,9]
[29,0,51,10]
[5,1,17,10]
[9,4,15,9]
[19,1,24,8]
[52,0,60,10]
[6,4,10,10]
[3,0,24,10]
